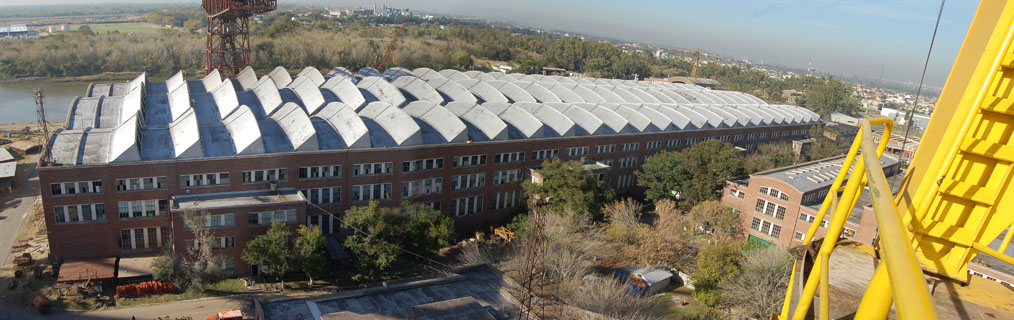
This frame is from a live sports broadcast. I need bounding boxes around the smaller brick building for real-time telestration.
[722,155,899,247]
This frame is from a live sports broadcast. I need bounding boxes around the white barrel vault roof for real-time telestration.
[47,66,817,165]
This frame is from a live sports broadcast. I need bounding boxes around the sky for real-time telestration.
[0,0,981,87]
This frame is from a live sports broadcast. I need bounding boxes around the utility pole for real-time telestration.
[32,89,51,166]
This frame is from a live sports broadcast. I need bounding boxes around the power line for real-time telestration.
[895,0,945,186]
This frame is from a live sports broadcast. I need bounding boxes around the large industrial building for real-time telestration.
[40,65,820,275]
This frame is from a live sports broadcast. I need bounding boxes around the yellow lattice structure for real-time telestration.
[775,1,1014,318]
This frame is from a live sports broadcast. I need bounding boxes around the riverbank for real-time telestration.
[0,71,186,83]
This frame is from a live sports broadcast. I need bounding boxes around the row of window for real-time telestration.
[728,189,745,199]
[51,180,102,196]
[618,157,637,169]
[54,204,106,224]
[299,166,342,179]
[496,152,525,163]
[121,227,169,250]
[616,174,635,189]
[116,177,167,192]
[452,173,485,191]
[184,236,236,252]
[750,217,782,238]
[492,169,523,186]
[248,210,298,226]
[181,172,230,187]
[754,198,786,220]
[402,178,442,198]
[758,187,790,201]
[301,187,341,205]
[118,200,169,219]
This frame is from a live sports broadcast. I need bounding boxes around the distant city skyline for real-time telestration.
[0,0,979,87]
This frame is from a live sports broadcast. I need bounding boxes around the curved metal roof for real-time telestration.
[513,102,576,137]
[49,67,817,165]
[486,80,537,103]
[426,78,478,104]
[320,76,367,110]
[311,102,371,150]
[457,79,510,104]
[358,101,423,147]
[391,76,444,103]
[402,101,468,144]
[444,101,509,141]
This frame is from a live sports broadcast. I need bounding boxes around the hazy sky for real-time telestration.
[1,0,980,86]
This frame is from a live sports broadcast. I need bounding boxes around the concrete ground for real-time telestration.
[0,153,38,268]
[824,242,1014,319]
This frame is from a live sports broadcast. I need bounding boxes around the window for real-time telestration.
[759,132,769,139]
[53,204,105,224]
[451,195,483,217]
[686,138,699,146]
[492,191,519,210]
[820,220,830,228]
[734,134,744,142]
[242,168,287,183]
[799,213,816,223]
[351,183,393,201]
[298,165,341,179]
[596,145,616,154]
[212,236,236,249]
[772,131,780,138]
[783,131,791,137]
[754,199,784,220]
[666,139,681,148]
[50,180,103,195]
[403,158,443,172]
[794,232,804,241]
[493,169,522,185]
[402,178,442,198]
[600,159,614,166]
[221,259,236,271]
[719,136,731,142]
[843,228,856,239]
[747,133,757,140]
[180,172,230,187]
[616,174,635,188]
[621,143,638,152]
[618,157,637,169]
[645,141,661,150]
[300,187,342,205]
[121,227,165,250]
[247,209,298,225]
[452,173,486,190]
[728,189,745,199]
[495,152,525,163]
[532,149,559,160]
[565,147,588,157]
[118,200,167,219]
[751,217,781,238]
[453,155,487,167]
[307,215,337,234]
[760,187,789,201]
[352,162,392,176]
[116,176,166,191]
[425,201,442,211]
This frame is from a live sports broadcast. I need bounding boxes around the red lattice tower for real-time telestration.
[203,0,276,77]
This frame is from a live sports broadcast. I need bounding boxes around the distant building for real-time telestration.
[0,147,14,192]
[862,99,885,111]
[880,107,931,131]
[791,139,812,160]
[1,24,37,39]
[722,155,900,247]
[827,112,859,127]
[782,90,802,104]
[822,123,859,142]
[646,76,720,89]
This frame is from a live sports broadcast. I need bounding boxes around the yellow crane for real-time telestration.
[776,1,1014,319]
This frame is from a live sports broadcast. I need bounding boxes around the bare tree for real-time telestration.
[603,198,644,244]
[182,209,223,285]
[722,246,793,318]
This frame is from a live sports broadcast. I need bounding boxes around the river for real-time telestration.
[0,80,93,124]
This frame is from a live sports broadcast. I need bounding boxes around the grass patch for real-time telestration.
[77,23,163,34]
[116,278,248,308]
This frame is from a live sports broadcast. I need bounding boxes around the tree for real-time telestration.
[636,140,744,207]
[342,201,454,272]
[688,200,742,240]
[603,198,643,244]
[183,209,222,281]
[183,18,203,33]
[242,222,294,290]
[76,25,94,36]
[722,246,793,318]
[151,249,191,291]
[522,159,616,220]
[744,143,796,173]
[804,125,847,161]
[798,77,862,118]
[691,242,742,308]
[295,225,326,286]
[636,199,697,269]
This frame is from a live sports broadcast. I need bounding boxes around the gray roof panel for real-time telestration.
[545,84,585,103]
[321,76,367,110]
[456,79,509,104]
[438,69,471,80]
[166,71,186,93]
[169,108,203,159]
[223,105,265,155]
[412,67,446,81]
[108,114,141,163]
[401,101,468,144]
[426,78,478,105]
[544,102,605,135]
[251,77,283,116]
[168,83,192,123]
[263,102,318,152]
[486,80,537,103]
[287,76,327,115]
[481,102,545,139]
[391,76,445,103]
[236,67,259,90]
[311,102,371,149]
[267,66,292,88]
[358,101,423,147]
[296,67,326,86]
[516,82,562,103]
[356,76,408,108]
[610,86,643,103]
[209,80,241,120]
[201,70,223,93]
[67,97,100,129]
[444,101,508,141]
[513,102,576,137]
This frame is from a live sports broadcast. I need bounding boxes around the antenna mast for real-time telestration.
[32,89,51,165]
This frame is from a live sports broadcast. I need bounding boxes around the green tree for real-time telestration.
[76,25,94,36]
[151,249,191,291]
[342,201,454,272]
[242,222,294,290]
[183,18,202,33]
[636,140,744,207]
[295,224,326,286]
[744,143,797,173]
[804,125,847,161]
[798,77,862,117]
[691,242,742,308]
[522,159,616,219]
[722,246,792,318]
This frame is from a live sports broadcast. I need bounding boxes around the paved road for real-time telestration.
[0,160,38,268]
